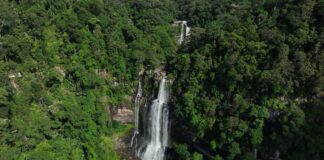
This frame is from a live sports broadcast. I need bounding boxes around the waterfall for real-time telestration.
[131,81,142,147]
[178,21,185,44]
[137,77,169,160]
[177,21,190,45]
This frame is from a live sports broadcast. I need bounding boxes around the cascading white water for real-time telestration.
[131,81,142,147]
[178,21,185,44]
[178,21,190,45]
[137,77,169,160]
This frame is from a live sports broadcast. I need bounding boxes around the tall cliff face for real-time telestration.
[131,68,170,160]
[114,68,169,160]
[136,77,169,160]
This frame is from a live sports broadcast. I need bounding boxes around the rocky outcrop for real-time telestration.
[8,72,22,78]
[54,66,65,77]
[95,69,108,79]
[8,72,22,91]
[115,131,140,160]
[112,108,134,124]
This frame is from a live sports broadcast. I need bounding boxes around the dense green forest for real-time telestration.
[0,0,177,159]
[0,0,323,160]
[168,0,324,160]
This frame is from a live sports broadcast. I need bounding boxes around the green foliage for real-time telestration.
[174,143,191,160]
[0,0,176,159]
[169,0,324,159]
[0,0,323,159]
[193,152,203,160]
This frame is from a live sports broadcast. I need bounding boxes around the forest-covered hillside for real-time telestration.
[0,0,323,160]
[168,0,323,160]
[0,0,176,159]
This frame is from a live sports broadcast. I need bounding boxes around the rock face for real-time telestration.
[8,72,22,78]
[95,69,108,79]
[113,67,169,159]
[8,72,22,91]
[115,132,140,160]
[112,108,134,123]
[136,77,170,160]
